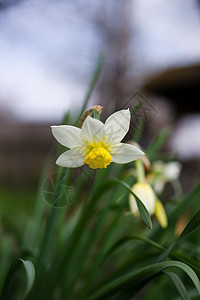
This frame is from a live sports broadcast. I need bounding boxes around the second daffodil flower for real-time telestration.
[129,159,168,228]
[51,109,144,169]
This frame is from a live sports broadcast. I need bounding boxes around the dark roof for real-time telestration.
[143,64,200,113]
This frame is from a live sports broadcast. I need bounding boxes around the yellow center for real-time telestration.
[83,144,112,169]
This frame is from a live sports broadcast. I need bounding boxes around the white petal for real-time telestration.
[81,116,104,144]
[110,143,144,164]
[104,109,130,144]
[51,125,82,149]
[56,146,86,168]
[129,183,156,215]
[163,162,182,181]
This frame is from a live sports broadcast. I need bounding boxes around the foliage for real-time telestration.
[0,55,200,300]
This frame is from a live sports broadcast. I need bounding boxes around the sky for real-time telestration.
[132,0,200,72]
[0,0,101,122]
[170,114,200,160]
[0,0,200,123]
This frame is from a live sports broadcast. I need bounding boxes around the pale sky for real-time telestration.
[132,0,200,76]
[0,0,200,122]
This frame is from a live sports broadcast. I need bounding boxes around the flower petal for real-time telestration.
[81,116,104,144]
[56,146,86,168]
[154,199,168,228]
[104,109,130,144]
[51,125,82,149]
[110,143,144,164]
[129,182,156,215]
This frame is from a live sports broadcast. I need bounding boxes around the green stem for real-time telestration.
[92,109,100,119]
[135,159,145,183]
[32,168,69,299]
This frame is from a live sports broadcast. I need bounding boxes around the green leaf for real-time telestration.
[36,169,112,300]
[156,210,200,263]
[155,242,176,263]
[169,181,200,230]
[151,180,200,241]
[164,271,190,300]
[133,116,145,142]
[1,258,35,300]
[88,261,200,300]
[178,210,200,241]
[108,178,152,229]
[146,126,171,160]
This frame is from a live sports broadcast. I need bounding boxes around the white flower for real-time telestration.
[129,182,156,215]
[152,161,181,181]
[129,182,168,228]
[151,161,182,194]
[51,109,144,169]
[163,162,182,181]
[154,180,165,195]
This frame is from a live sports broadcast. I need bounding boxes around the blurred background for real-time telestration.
[1,0,200,232]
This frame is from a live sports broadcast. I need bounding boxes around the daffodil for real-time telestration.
[51,109,144,169]
[129,182,168,228]
[148,160,182,194]
[129,182,156,216]
[129,159,168,228]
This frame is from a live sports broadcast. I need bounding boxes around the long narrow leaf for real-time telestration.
[88,261,200,300]
[108,178,152,229]
[1,258,35,300]
[164,271,190,300]
[156,210,200,263]
[178,210,200,241]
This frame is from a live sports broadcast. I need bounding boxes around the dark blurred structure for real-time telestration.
[142,64,200,115]
[141,63,200,193]
[0,122,52,188]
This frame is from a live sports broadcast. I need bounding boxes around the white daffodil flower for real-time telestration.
[51,109,144,169]
[150,160,182,194]
[129,182,168,228]
[129,182,156,216]
[163,161,182,181]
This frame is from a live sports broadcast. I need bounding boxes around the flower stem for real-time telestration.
[92,109,100,120]
[135,159,146,183]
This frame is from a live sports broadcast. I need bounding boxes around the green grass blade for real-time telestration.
[164,271,190,300]
[178,210,200,241]
[155,242,176,263]
[108,178,152,229]
[105,233,200,281]
[146,126,171,160]
[149,180,200,241]
[1,258,35,300]
[88,261,200,300]
[37,170,113,300]
[80,209,123,298]
[156,209,200,263]
[104,235,164,261]
[169,180,200,229]
[22,260,35,298]
[133,116,145,142]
